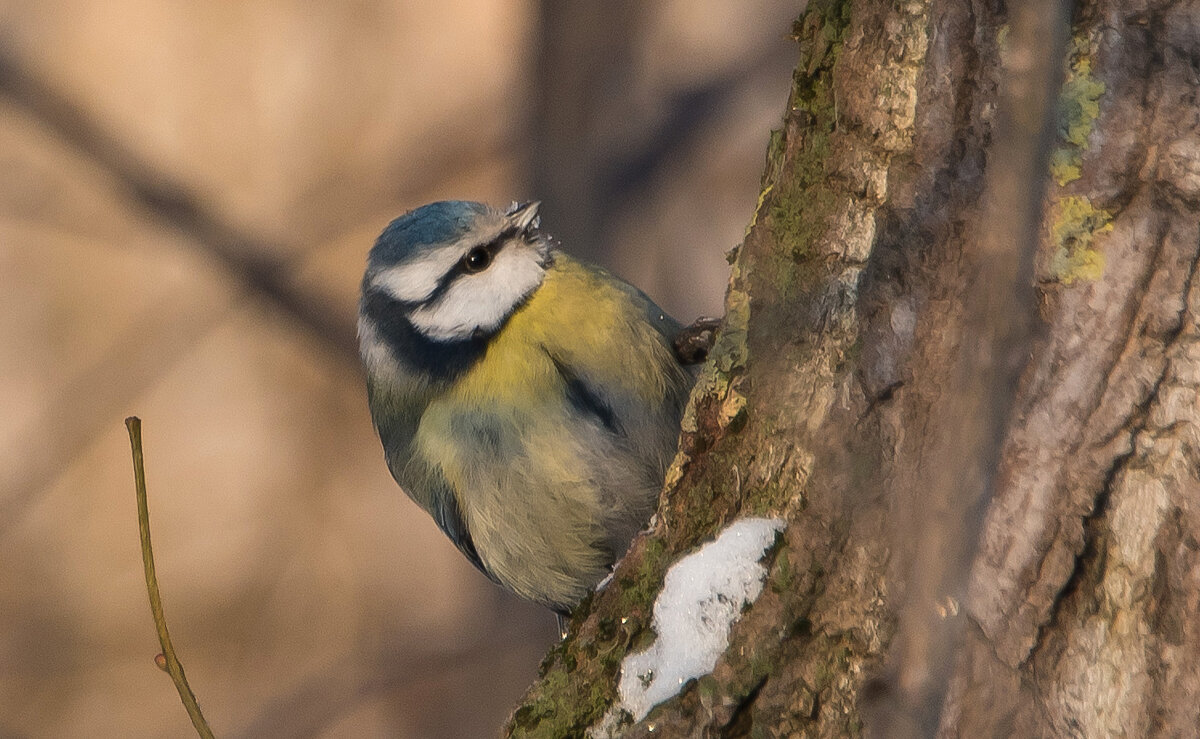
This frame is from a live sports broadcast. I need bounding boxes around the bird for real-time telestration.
[358,200,696,615]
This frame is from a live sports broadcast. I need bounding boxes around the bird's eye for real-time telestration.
[462,246,493,273]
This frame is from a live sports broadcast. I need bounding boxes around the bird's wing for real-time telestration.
[428,476,495,582]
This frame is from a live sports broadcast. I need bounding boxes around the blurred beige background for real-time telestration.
[0,1,797,736]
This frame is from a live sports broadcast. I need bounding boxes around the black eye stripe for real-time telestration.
[382,226,529,307]
[455,225,526,275]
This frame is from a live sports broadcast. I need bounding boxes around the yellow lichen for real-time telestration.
[1049,195,1112,284]
[1049,149,1083,187]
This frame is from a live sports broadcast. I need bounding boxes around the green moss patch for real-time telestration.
[1051,34,1105,186]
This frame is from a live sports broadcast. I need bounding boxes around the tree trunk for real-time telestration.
[505,0,1200,736]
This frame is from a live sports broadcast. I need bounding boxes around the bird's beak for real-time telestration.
[508,200,541,233]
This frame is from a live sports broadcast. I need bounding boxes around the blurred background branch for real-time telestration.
[0,2,797,736]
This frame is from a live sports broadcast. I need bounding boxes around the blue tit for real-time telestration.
[358,200,695,614]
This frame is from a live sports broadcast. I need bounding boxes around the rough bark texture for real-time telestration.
[948,0,1200,734]
[505,0,1200,736]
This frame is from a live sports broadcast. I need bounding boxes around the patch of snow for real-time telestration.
[614,517,785,722]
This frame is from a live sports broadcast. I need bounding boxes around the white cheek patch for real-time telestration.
[408,245,546,341]
[370,246,464,304]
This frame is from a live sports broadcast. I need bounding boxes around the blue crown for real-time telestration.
[369,200,490,267]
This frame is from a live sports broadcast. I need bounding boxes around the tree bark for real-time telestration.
[505,0,1200,736]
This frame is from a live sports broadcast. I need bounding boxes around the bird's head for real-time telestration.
[358,200,551,384]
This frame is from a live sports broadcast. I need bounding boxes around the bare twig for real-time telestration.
[125,416,215,739]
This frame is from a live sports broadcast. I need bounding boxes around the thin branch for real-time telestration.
[125,416,215,739]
